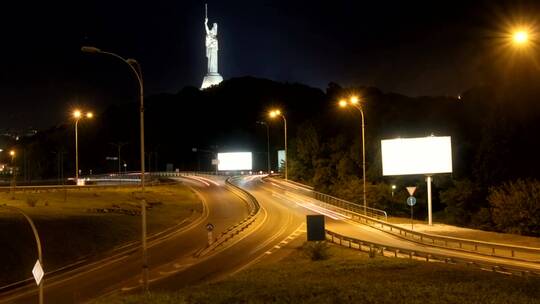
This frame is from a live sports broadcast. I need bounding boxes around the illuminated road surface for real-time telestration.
[244,176,540,273]
[0,176,250,303]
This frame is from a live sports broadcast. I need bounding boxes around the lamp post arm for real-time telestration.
[1,205,43,303]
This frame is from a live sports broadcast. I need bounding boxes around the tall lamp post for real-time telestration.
[9,150,16,192]
[269,110,287,180]
[73,110,93,182]
[339,96,367,214]
[81,46,148,291]
[256,121,271,173]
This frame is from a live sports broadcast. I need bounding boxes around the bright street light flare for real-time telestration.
[339,99,348,107]
[513,30,529,45]
[73,110,81,118]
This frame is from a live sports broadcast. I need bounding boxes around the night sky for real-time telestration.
[0,0,538,129]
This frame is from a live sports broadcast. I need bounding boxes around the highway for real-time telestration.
[248,176,540,273]
[0,176,249,303]
[3,173,538,303]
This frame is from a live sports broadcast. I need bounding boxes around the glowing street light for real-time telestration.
[338,95,368,214]
[82,46,149,291]
[512,30,529,45]
[73,109,93,182]
[268,109,288,180]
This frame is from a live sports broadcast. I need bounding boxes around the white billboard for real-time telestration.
[381,136,452,176]
[217,152,253,171]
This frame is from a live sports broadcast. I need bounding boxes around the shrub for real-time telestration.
[302,241,331,261]
[439,179,485,226]
[488,179,540,236]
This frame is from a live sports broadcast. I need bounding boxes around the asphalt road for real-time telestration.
[254,177,540,273]
[0,176,249,304]
[4,173,537,303]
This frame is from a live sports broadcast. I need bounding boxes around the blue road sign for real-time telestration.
[407,196,417,207]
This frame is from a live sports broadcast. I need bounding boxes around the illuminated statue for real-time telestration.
[201,4,223,89]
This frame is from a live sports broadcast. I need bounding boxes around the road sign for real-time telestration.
[407,196,417,207]
[32,260,44,286]
[211,159,219,165]
[306,215,325,241]
[406,186,417,196]
[206,223,215,232]
[105,156,119,160]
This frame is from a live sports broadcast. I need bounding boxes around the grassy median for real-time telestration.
[98,243,540,304]
[0,184,201,286]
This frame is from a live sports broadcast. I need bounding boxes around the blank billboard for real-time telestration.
[217,152,253,171]
[381,136,452,176]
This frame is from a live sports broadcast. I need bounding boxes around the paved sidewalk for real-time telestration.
[389,218,540,248]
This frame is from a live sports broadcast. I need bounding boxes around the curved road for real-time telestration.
[248,176,540,273]
[1,176,248,304]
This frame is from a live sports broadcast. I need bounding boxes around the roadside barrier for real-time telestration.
[269,177,540,263]
[326,230,540,276]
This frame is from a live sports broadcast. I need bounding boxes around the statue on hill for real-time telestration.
[201,4,223,89]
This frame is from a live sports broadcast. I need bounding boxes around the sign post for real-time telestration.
[407,196,417,230]
[206,223,215,245]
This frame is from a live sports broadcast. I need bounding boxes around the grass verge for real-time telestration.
[0,184,201,286]
[96,243,540,304]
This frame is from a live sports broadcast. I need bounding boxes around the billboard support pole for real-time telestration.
[426,175,433,226]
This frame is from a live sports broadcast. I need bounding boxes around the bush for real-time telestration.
[26,197,38,207]
[302,241,331,261]
[440,179,485,226]
[488,179,540,236]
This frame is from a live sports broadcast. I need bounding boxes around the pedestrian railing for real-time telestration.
[326,230,540,276]
[265,177,388,220]
[267,177,540,263]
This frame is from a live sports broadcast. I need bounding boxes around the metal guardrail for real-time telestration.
[269,177,540,263]
[196,176,261,256]
[326,230,540,276]
[266,177,388,220]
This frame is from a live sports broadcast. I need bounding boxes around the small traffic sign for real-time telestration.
[407,196,417,207]
[32,260,44,286]
[406,186,417,196]
[206,223,215,232]
[211,159,219,165]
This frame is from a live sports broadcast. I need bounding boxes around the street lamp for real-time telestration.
[82,46,149,291]
[268,109,287,180]
[339,95,367,214]
[513,30,529,45]
[73,110,93,182]
[256,121,271,173]
[1,205,44,304]
[9,150,16,192]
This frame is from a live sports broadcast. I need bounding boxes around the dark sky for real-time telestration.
[0,0,538,129]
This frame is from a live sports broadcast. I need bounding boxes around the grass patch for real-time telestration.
[0,184,201,286]
[97,244,540,304]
